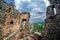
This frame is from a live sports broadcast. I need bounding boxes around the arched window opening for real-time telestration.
[22,19,27,26]
[22,19,27,21]
[6,10,8,12]
[52,5,57,15]
[54,8,57,15]
[10,20,13,24]
[9,7,11,12]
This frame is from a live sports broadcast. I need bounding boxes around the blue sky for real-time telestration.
[4,0,50,24]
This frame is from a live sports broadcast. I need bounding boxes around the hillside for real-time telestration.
[30,22,45,33]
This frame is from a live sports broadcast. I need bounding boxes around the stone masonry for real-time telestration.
[0,1,30,40]
[41,0,60,40]
[1,0,60,40]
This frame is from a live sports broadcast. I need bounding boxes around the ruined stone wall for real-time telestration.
[42,0,60,40]
[0,2,30,40]
[4,8,30,40]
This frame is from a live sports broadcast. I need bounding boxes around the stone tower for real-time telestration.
[42,0,60,40]
[0,1,30,40]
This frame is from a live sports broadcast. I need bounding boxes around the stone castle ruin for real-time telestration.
[1,0,60,40]
[41,0,60,40]
[0,0,30,40]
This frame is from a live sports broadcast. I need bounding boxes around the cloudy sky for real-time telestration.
[4,0,50,24]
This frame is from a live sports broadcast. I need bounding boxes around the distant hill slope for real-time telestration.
[30,22,45,33]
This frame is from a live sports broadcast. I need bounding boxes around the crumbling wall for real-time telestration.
[0,2,30,40]
[3,6,30,40]
[42,0,60,40]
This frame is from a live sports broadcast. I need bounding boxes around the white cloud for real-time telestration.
[30,8,44,19]
[19,0,31,2]
[31,13,45,19]
[31,16,42,19]
[14,0,46,23]
[32,8,43,12]
[27,3,37,8]
[14,0,21,10]
[30,7,44,18]
[14,0,32,11]
[43,0,50,7]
